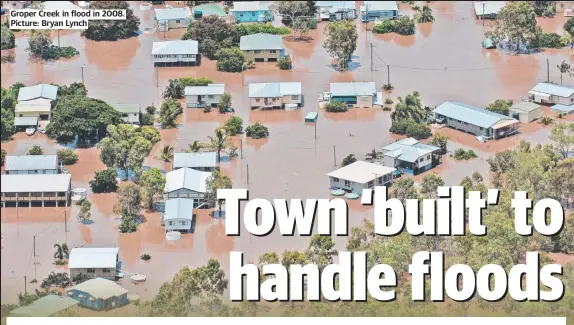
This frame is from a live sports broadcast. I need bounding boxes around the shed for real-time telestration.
[305,112,318,122]
[163,198,195,232]
[67,278,128,311]
[173,152,218,171]
[482,38,496,49]
[529,83,574,105]
[10,295,79,317]
[550,104,574,115]
[508,102,542,122]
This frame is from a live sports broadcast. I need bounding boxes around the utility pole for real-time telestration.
[482,3,485,27]
[333,145,337,166]
[314,121,317,140]
[81,66,84,84]
[24,276,27,294]
[387,64,390,85]
[156,68,159,87]
[57,30,60,48]
[547,58,550,82]
[240,138,243,159]
[370,43,373,72]
[246,164,250,187]
[64,209,68,244]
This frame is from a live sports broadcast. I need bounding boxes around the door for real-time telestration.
[264,98,269,105]
[255,58,265,62]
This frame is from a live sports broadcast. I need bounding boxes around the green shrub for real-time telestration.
[57,148,78,165]
[384,98,393,104]
[139,126,161,144]
[382,106,392,111]
[216,47,244,72]
[454,148,478,160]
[539,116,554,125]
[245,122,269,139]
[141,113,154,126]
[1,24,15,50]
[145,106,156,115]
[382,83,394,91]
[390,119,431,139]
[119,215,138,233]
[28,145,44,155]
[277,54,292,70]
[89,168,118,193]
[372,17,415,35]
[236,23,290,36]
[224,116,243,135]
[538,32,563,48]
[324,102,348,112]
[41,46,80,60]
[177,77,212,86]
[140,253,151,261]
[372,20,395,34]
[1,148,6,166]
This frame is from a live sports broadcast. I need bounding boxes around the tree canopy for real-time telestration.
[486,99,513,116]
[487,1,538,51]
[323,20,357,70]
[183,16,238,59]
[46,96,122,142]
[82,1,140,41]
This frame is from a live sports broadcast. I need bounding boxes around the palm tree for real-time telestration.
[557,60,572,86]
[53,243,69,260]
[414,5,435,23]
[391,91,427,123]
[41,272,71,289]
[209,127,230,162]
[341,154,357,167]
[160,144,174,162]
[184,141,203,153]
[365,148,382,162]
[162,79,183,99]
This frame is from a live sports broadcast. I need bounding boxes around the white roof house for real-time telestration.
[248,82,302,98]
[382,138,440,163]
[184,84,226,96]
[163,198,195,223]
[232,1,270,12]
[327,161,396,184]
[68,247,119,269]
[361,1,398,12]
[1,174,71,193]
[240,33,284,51]
[68,278,128,299]
[473,1,505,17]
[173,152,218,170]
[529,83,574,98]
[17,84,58,105]
[152,40,199,56]
[164,167,211,194]
[154,7,192,21]
[4,155,58,172]
[330,82,376,97]
[39,1,81,10]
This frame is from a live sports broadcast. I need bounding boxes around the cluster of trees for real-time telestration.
[27,145,44,156]
[82,1,140,41]
[277,54,292,70]
[1,24,15,50]
[27,30,79,60]
[224,116,243,135]
[323,101,347,113]
[163,77,213,100]
[57,148,79,165]
[373,5,433,36]
[236,24,290,37]
[427,133,449,154]
[453,148,478,160]
[323,20,357,70]
[389,92,432,139]
[486,99,513,115]
[1,83,25,140]
[245,122,270,139]
[270,1,317,40]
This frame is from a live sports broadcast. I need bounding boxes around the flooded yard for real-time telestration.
[1,1,573,303]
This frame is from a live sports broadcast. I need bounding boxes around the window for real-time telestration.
[180,221,187,225]
[333,177,340,182]
[168,221,173,226]
[419,158,423,162]
[344,180,351,187]
[427,155,430,160]
[254,50,261,54]
[102,268,110,273]
[270,50,276,53]
[292,95,299,100]
[18,114,23,117]
[256,98,261,103]
[175,19,181,23]
[87,268,95,273]
[208,95,214,99]
[367,181,374,188]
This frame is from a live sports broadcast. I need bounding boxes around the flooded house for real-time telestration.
[152,40,200,66]
[4,155,59,175]
[68,247,120,280]
[327,161,396,195]
[164,167,211,208]
[360,1,399,22]
[110,104,141,125]
[185,84,225,108]
[67,278,128,311]
[550,104,574,115]
[154,7,192,31]
[162,198,195,233]
[382,138,441,175]
[556,1,574,13]
[172,152,218,172]
[10,295,79,317]
[1,173,71,207]
[231,1,273,23]
[473,1,506,19]
[248,82,302,109]
[433,102,520,140]
[13,117,40,132]
[16,83,58,122]
[328,82,377,108]
[508,102,542,123]
[316,1,357,21]
[240,33,285,62]
[528,83,574,106]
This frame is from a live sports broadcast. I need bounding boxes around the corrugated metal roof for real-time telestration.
[15,103,51,113]
[248,82,302,97]
[327,160,396,184]
[330,82,376,96]
[184,84,225,96]
[154,7,192,21]
[5,155,58,171]
[240,33,284,51]
[173,152,218,169]
[10,295,78,317]
[68,247,119,269]
[551,104,574,113]
[382,138,439,163]
[152,40,198,55]
[509,102,541,113]
[14,116,39,126]
[110,104,141,114]
[232,1,269,12]
[40,1,81,10]
[1,174,71,193]
[164,167,211,193]
[433,101,513,129]
[164,198,195,221]
[317,1,356,10]
[473,1,505,16]
[69,278,127,300]
[17,84,58,102]
[530,83,574,98]
[361,1,398,11]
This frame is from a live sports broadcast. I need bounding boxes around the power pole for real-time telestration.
[370,43,373,72]
[246,164,250,187]
[240,138,243,159]
[482,3,485,27]
[156,68,159,87]
[24,276,27,294]
[387,64,390,85]
[64,209,68,244]
[333,145,337,166]
[314,121,317,140]
[547,58,550,82]
[81,66,84,84]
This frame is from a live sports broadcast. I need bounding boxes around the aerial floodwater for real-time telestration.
[0,0,573,311]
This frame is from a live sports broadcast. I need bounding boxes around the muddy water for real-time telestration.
[2,1,574,303]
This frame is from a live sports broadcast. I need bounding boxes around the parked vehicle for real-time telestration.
[25,127,36,136]
[38,128,46,134]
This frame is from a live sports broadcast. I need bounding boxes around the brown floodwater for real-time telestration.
[2,1,574,303]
